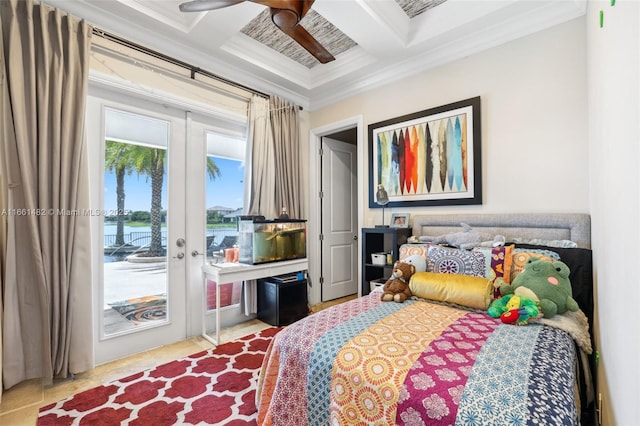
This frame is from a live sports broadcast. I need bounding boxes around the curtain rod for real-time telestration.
[92,27,270,100]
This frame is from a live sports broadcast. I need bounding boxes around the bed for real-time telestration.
[256,213,595,425]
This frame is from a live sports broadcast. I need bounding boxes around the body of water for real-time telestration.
[103,225,238,262]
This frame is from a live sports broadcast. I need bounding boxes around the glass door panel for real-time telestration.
[102,113,169,334]
[203,132,247,330]
[88,88,187,364]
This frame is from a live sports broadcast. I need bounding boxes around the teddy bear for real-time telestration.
[499,257,579,318]
[381,261,416,303]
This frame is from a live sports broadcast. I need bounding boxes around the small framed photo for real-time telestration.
[390,213,410,228]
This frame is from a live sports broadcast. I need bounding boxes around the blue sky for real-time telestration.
[104,157,245,212]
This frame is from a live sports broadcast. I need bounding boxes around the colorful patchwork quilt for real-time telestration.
[256,294,582,425]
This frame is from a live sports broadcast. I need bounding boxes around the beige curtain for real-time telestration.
[0,29,6,402]
[270,96,302,219]
[0,0,93,391]
[245,95,277,218]
[244,95,302,219]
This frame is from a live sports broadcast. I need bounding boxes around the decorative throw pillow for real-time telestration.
[513,247,561,260]
[509,238,578,248]
[510,250,558,282]
[473,244,514,296]
[427,245,486,277]
[399,244,430,261]
[409,272,494,310]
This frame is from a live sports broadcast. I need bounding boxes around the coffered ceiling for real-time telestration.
[43,0,586,110]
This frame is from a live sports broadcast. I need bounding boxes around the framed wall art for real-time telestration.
[368,96,482,208]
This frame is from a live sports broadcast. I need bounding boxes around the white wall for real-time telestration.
[587,1,640,425]
[310,18,589,223]
[309,13,640,421]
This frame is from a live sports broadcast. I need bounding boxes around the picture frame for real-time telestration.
[390,213,410,228]
[368,96,482,208]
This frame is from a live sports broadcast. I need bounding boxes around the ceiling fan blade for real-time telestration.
[179,0,245,13]
[253,0,315,18]
[280,24,335,64]
[179,0,333,64]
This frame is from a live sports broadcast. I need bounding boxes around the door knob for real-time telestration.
[353,235,358,240]
[173,252,185,259]
[192,250,203,257]
[176,238,185,247]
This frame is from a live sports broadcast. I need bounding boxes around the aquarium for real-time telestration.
[238,217,306,265]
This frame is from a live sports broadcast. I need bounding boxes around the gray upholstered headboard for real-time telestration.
[411,213,591,249]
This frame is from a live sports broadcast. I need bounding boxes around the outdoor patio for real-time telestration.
[103,259,167,334]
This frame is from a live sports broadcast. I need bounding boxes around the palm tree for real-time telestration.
[148,148,165,256]
[206,156,221,182]
[128,146,222,257]
[121,144,164,256]
[104,140,135,247]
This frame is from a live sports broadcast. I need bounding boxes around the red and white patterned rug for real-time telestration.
[38,327,281,425]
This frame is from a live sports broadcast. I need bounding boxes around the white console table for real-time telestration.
[201,258,309,345]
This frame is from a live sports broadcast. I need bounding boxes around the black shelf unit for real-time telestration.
[257,277,308,326]
[361,227,411,296]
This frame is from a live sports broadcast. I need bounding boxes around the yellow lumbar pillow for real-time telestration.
[409,272,494,310]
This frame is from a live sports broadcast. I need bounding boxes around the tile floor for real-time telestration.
[0,294,356,425]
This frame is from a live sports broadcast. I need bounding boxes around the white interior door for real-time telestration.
[88,86,190,364]
[321,137,358,301]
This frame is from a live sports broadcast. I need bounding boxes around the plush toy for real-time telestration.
[488,294,541,325]
[381,261,416,303]
[402,254,427,273]
[417,223,505,249]
[499,257,579,318]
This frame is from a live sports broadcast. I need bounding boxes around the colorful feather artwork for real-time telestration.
[446,118,454,191]
[453,117,463,191]
[379,132,390,191]
[425,123,433,193]
[404,127,416,194]
[390,131,400,195]
[373,110,472,200]
[398,129,406,195]
[438,119,447,192]
[377,133,383,186]
[430,121,442,194]
[461,114,468,190]
[416,124,426,194]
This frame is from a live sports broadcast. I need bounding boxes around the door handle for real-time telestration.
[191,250,203,257]
[173,252,185,259]
[353,235,358,240]
[176,238,186,247]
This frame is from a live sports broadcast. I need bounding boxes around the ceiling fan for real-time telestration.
[178,0,335,63]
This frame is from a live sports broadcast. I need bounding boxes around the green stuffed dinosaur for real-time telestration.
[499,257,579,318]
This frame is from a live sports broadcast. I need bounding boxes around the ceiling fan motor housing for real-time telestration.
[271,8,301,29]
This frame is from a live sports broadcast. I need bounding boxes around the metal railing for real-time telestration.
[104,231,169,249]
[104,227,238,255]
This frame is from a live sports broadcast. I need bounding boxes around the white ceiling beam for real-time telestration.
[115,0,205,33]
[409,0,519,45]
[165,2,264,48]
[43,0,588,111]
[313,0,409,54]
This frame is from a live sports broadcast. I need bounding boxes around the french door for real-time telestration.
[86,85,230,364]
